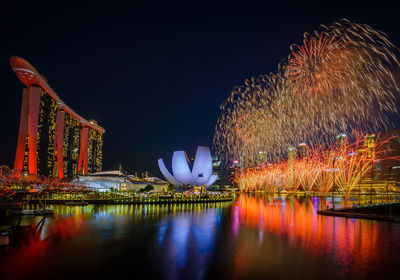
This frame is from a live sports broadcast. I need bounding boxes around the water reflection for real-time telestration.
[0,202,229,280]
[0,197,399,280]
[230,194,400,279]
[157,208,221,279]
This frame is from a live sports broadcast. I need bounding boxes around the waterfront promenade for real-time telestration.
[25,193,233,205]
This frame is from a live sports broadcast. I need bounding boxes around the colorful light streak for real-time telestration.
[232,134,399,194]
[214,19,400,166]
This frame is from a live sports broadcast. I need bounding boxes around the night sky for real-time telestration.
[1,1,399,177]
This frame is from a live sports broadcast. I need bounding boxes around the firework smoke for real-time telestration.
[214,19,400,166]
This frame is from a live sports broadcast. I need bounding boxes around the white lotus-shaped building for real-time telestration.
[158,146,218,186]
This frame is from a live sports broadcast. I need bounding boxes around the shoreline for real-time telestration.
[16,197,234,206]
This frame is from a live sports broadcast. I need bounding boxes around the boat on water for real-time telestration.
[35,209,54,215]
[12,209,35,215]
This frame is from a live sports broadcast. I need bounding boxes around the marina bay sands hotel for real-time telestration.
[10,56,105,179]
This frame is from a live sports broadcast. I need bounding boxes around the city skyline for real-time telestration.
[2,1,400,176]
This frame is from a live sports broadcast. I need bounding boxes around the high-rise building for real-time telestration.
[212,156,221,188]
[364,134,376,159]
[298,143,308,158]
[287,146,296,188]
[11,56,105,179]
[257,150,267,166]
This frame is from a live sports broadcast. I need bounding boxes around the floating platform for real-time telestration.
[317,202,400,222]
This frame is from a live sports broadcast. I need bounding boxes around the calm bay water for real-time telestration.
[1,195,400,280]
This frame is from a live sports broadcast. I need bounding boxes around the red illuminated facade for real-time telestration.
[11,56,105,179]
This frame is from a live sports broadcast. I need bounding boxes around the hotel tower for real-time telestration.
[10,56,105,179]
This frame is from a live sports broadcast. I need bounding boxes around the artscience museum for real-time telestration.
[158,146,218,187]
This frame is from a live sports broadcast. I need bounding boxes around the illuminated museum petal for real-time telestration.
[192,146,212,185]
[205,174,218,187]
[158,158,182,186]
[158,146,218,186]
[172,151,194,185]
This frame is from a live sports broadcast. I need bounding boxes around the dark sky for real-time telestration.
[1,0,399,177]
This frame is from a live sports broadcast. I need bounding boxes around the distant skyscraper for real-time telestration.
[212,156,221,187]
[257,150,267,166]
[298,143,308,158]
[11,56,105,178]
[287,146,296,188]
[364,134,376,159]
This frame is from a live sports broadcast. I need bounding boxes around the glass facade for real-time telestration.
[17,88,104,178]
[12,57,105,179]
[88,127,103,174]
[37,89,58,176]
[63,113,81,178]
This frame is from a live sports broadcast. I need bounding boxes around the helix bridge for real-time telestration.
[0,165,92,206]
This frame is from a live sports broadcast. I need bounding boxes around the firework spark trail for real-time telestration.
[214,19,400,167]
[232,134,399,193]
